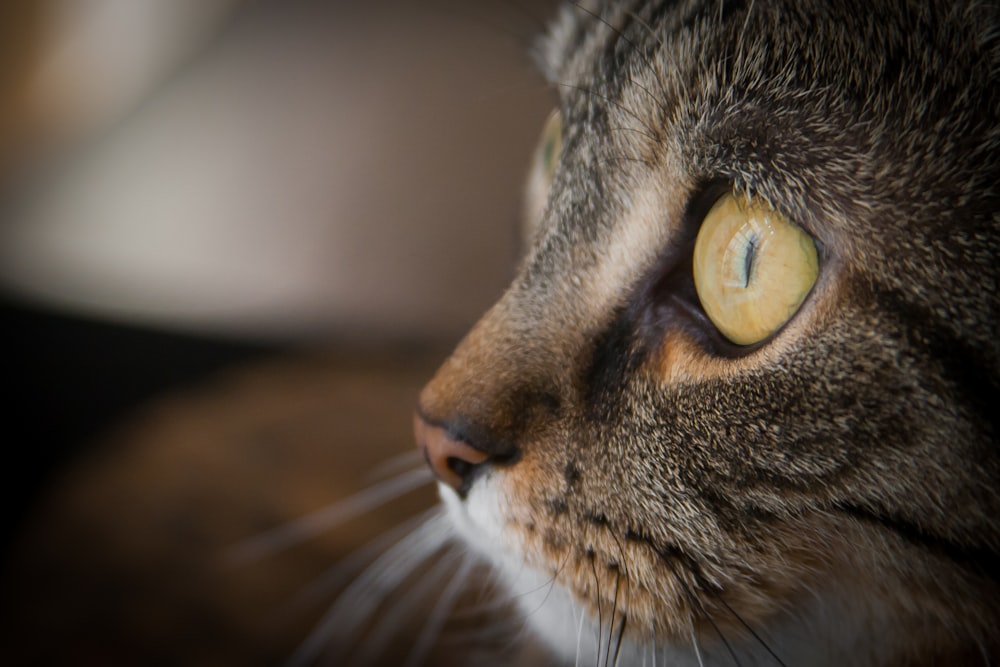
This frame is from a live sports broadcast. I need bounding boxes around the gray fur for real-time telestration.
[418,1,1000,664]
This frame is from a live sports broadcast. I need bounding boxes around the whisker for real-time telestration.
[285,512,452,667]
[595,155,655,169]
[445,566,526,630]
[608,125,661,143]
[691,624,706,667]
[611,613,627,667]
[575,598,586,667]
[437,611,523,650]
[608,529,632,593]
[555,82,662,140]
[713,594,787,666]
[590,554,604,667]
[608,529,632,667]
[352,544,465,666]
[620,5,673,118]
[448,593,511,623]
[506,551,570,614]
[659,553,742,667]
[605,570,621,667]
[622,6,665,54]
[733,0,757,80]
[519,551,572,619]
[444,555,510,622]
[225,467,433,565]
[568,2,669,120]
[976,639,990,666]
[364,450,425,483]
[278,508,440,617]
[401,554,478,667]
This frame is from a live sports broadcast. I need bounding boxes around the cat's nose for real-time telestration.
[413,412,490,494]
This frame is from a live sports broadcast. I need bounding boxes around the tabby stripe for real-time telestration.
[874,286,999,442]
[835,502,1000,582]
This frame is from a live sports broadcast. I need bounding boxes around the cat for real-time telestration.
[329,1,1000,665]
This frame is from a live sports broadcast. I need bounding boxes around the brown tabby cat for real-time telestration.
[405,0,1000,665]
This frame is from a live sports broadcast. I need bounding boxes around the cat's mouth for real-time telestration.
[442,466,703,643]
[442,460,854,656]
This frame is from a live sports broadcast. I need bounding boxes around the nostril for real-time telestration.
[413,412,490,494]
[446,456,478,480]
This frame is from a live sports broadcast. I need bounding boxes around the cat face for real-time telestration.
[415,1,1000,664]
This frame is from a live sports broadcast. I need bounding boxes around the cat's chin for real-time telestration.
[438,479,883,667]
[439,479,625,665]
[438,479,700,666]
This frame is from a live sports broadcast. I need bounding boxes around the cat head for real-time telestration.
[415,1,1000,663]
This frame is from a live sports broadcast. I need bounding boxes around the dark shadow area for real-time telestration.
[1,297,284,554]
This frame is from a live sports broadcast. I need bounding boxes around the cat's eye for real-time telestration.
[692,193,818,346]
[524,110,563,241]
[537,109,562,182]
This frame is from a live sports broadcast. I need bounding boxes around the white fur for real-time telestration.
[441,476,891,666]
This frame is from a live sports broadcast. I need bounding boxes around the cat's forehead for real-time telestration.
[539,0,1000,141]
[525,0,999,366]
[536,0,999,237]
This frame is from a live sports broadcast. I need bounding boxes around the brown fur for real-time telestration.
[419,0,1000,663]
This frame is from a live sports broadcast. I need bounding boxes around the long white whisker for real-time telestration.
[508,551,571,614]
[401,554,477,667]
[278,508,441,618]
[448,592,513,622]
[691,625,705,667]
[575,600,585,667]
[364,450,426,483]
[226,467,433,564]
[351,545,465,666]
[285,511,452,667]
[437,613,522,649]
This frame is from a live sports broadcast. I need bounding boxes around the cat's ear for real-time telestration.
[522,109,562,248]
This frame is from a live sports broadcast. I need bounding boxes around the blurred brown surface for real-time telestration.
[1,347,534,665]
[0,3,47,180]
[0,2,562,664]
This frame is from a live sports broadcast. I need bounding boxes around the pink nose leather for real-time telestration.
[414,413,489,492]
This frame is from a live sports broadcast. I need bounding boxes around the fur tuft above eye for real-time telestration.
[692,193,818,346]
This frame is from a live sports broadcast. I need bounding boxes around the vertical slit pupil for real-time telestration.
[743,234,759,288]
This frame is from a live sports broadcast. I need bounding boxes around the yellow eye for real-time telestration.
[537,109,562,181]
[692,193,818,346]
[524,110,563,238]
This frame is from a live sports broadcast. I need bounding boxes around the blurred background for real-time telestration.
[0,0,557,663]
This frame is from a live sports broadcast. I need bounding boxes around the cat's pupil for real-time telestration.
[742,233,759,288]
